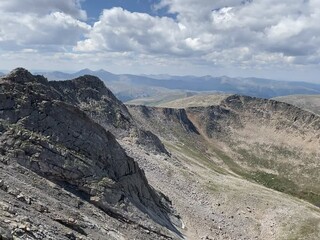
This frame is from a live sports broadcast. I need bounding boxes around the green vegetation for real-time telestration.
[284,218,320,240]
[208,145,320,207]
[237,148,271,168]
[250,172,296,192]
[166,132,320,207]
[209,146,244,176]
[157,93,231,108]
[125,91,195,107]
[164,141,228,175]
[245,171,320,207]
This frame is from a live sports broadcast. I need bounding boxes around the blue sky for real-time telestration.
[83,0,161,18]
[0,0,320,83]
[82,0,176,25]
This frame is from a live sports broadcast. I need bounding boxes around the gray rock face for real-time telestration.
[0,68,181,239]
[49,75,168,154]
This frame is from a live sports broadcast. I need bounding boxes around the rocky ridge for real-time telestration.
[49,75,168,154]
[0,68,181,239]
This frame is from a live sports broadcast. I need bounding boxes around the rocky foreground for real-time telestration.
[0,68,181,239]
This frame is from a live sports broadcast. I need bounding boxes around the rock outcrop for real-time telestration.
[0,68,180,239]
[49,76,168,155]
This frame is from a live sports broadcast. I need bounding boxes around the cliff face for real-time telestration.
[0,68,180,239]
[49,76,133,134]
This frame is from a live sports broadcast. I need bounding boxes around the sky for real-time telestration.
[0,0,320,83]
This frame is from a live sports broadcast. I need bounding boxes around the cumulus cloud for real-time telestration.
[75,0,320,69]
[0,0,90,51]
[0,0,320,78]
[75,8,191,56]
[0,0,86,20]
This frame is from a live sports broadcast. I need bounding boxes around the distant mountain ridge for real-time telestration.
[36,69,117,82]
[36,68,320,101]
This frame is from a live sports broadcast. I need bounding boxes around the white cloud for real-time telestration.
[0,0,320,80]
[0,0,90,51]
[0,0,86,20]
[0,12,90,48]
[75,8,191,56]
[74,0,320,71]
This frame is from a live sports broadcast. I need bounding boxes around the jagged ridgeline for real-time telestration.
[0,68,181,239]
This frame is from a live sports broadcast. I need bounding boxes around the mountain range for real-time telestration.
[36,69,320,102]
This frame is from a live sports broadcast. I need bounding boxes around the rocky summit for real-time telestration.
[0,68,180,240]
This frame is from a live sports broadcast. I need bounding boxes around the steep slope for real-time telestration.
[49,75,168,154]
[128,96,320,239]
[273,94,320,115]
[0,68,180,239]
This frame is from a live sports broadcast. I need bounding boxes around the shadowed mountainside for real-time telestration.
[49,76,168,155]
[0,68,180,239]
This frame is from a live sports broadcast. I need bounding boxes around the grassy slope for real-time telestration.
[157,93,231,108]
[185,96,320,207]
[125,91,198,106]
